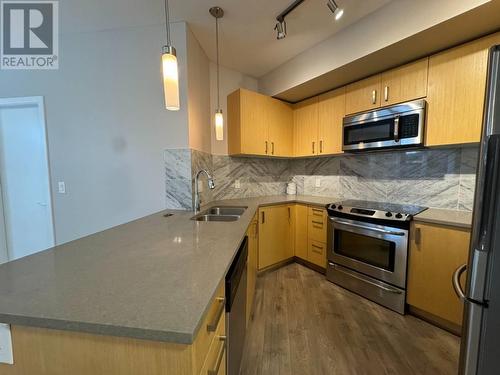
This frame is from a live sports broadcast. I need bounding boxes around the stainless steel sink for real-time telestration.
[191,214,240,222]
[190,206,247,222]
[206,206,247,216]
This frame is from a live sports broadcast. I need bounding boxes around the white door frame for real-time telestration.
[0,96,56,260]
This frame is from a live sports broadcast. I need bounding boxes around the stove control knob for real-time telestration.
[330,204,336,210]
[385,212,393,218]
[338,205,343,210]
[395,213,403,219]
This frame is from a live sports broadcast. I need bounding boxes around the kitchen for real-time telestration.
[0,0,499,374]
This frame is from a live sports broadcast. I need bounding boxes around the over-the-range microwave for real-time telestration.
[342,99,426,152]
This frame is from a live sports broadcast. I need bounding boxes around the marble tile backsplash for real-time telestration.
[165,146,479,211]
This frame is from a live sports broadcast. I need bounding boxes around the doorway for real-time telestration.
[0,96,55,263]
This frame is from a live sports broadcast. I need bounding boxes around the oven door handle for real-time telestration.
[331,218,406,236]
[328,262,403,294]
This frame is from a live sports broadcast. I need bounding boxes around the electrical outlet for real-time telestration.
[58,181,66,194]
[0,324,13,365]
[315,178,321,188]
[235,179,241,189]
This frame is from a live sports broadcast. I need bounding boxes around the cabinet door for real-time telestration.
[294,205,308,261]
[268,98,293,157]
[426,34,500,146]
[258,205,292,270]
[407,222,470,326]
[293,97,319,157]
[318,87,345,155]
[246,217,258,326]
[381,58,428,106]
[345,74,381,115]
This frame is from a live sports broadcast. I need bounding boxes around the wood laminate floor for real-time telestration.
[240,263,460,375]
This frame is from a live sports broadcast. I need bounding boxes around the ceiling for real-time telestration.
[170,0,392,78]
[59,0,390,78]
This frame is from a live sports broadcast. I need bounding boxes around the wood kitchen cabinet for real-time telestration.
[318,87,345,155]
[407,222,471,331]
[293,204,309,261]
[228,88,293,157]
[258,205,293,270]
[246,213,258,326]
[293,97,319,157]
[380,58,428,106]
[345,74,382,115]
[426,33,500,146]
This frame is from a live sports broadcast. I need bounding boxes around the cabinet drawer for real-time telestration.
[308,206,326,221]
[308,240,326,268]
[308,217,327,243]
[199,312,226,375]
[193,281,226,375]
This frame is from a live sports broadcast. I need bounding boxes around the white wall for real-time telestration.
[259,0,490,96]
[186,26,211,154]
[210,63,258,155]
[0,22,190,244]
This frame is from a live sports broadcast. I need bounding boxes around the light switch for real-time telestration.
[198,180,204,192]
[235,179,241,189]
[315,178,321,188]
[58,181,66,194]
[0,324,13,365]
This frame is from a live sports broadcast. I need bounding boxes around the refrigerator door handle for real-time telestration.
[453,264,468,301]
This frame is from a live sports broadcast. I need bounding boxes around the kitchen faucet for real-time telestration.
[194,169,215,212]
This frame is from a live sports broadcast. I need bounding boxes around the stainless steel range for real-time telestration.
[326,200,427,314]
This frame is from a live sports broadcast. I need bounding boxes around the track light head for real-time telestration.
[275,20,286,40]
[327,0,343,20]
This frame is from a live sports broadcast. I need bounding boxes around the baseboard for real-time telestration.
[408,305,462,336]
[294,257,326,275]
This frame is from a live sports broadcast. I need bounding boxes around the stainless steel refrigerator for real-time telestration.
[455,45,500,375]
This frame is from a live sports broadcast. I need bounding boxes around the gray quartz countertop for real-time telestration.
[0,195,334,345]
[413,208,473,229]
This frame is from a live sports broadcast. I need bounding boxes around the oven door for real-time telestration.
[328,217,408,288]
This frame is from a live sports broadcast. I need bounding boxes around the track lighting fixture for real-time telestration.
[327,0,344,20]
[275,20,287,40]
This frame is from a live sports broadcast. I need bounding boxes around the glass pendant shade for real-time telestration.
[215,110,224,141]
[162,46,180,111]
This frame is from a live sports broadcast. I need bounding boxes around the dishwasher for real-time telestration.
[226,236,248,375]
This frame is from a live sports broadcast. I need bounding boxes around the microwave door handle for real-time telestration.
[394,115,400,143]
[331,218,406,236]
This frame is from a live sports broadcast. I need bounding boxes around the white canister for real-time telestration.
[286,182,297,195]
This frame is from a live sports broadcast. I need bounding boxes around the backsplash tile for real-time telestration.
[165,146,479,211]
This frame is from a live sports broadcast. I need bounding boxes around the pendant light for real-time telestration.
[162,0,180,111]
[210,7,224,141]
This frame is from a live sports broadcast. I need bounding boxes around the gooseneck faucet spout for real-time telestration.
[194,169,215,212]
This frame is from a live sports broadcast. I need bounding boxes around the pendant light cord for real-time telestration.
[164,0,171,45]
[216,16,220,110]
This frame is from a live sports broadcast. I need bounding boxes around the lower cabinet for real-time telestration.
[293,204,309,261]
[246,214,258,326]
[407,222,471,330]
[258,205,293,270]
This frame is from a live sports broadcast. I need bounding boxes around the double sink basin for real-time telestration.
[191,206,248,222]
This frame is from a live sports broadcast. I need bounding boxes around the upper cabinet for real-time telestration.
[228,88,293,157]
[293,97,319,157]
[345,59,429,115]
[345,74,381,115]
[381,58,428,106]
[426,34,500,147]
[318,87,345,155]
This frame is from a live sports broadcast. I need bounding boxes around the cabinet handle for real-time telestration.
[312,220,323,225]
[206,297,225,332]
[312,208,323,216]
[288,207,291,221]
[415,227,421,245]
[312,244,323,253]
[208,336,226,375]
[320,140,323,153]
[371,90,377,105]
[384,86,389,102]
[261,211,265,224]
[271,142,275,155]
[312,141,315,154]
[265,141,268,154]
